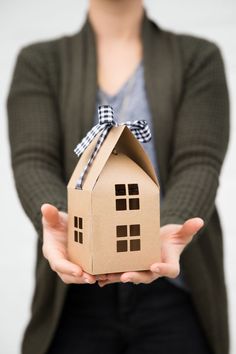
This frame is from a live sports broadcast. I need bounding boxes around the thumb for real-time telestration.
[41,203,60,228]
[178,217,204,242]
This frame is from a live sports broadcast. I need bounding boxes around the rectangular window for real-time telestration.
[117,240,128,252]
[130,239,141,251]
[116,199,127,211]
[130,224,140,236]
[74,230,78,242]
[129,198,140,210]
[116,225,128,237]
[115,184,126,196]
[128,184,139,195]
[79,232,83,244]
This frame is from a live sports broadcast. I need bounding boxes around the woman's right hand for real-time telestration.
[41,203,102,284]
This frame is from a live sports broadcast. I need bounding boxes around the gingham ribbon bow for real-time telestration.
[74,105,151,189]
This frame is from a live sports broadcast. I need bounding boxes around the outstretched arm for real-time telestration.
[160,39,229,227]
[7,45,67,239]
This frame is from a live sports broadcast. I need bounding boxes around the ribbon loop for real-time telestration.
[74,105,151,189]
[124,120,151,143]
[98,105,117,126]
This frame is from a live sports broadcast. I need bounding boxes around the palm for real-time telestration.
[98,218,204,286]
[41,204,98,284]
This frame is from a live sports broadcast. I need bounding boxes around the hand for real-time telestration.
[41,203,107,284]
[97,218,204,287]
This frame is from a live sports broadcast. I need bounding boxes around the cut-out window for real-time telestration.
[130,224,140,236]
[117,240,128,252]
[130,239,141,251]
[115,184,126,196]
[74,216,78,228]
[74,230,78,242]
[79,232,83,244]
[128,184,139,195]
[129,198,140,210]
[116,225,128,237]
[116,199,127,211]
[79,217,83,229]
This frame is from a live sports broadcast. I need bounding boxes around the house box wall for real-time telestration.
[91,153,160,274]
[67,188,93,273]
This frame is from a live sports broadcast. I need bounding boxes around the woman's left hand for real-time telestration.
[98,217,204,287]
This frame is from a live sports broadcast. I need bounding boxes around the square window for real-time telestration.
[117,240,128,252]
[116,225,128,237]
[116,199,127,211]
[79,217,83,229]
[128,184,139,195]
[129,198,140,210]
[130,224,140,236]
[74,230,78,242]
[115,184,126,196]
[130,239,141,251]
[79,232,83,244]
[74,216,78,228]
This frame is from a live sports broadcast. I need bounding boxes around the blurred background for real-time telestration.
[1,0,235,353]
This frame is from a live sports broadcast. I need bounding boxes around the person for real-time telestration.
[7,0,229,353]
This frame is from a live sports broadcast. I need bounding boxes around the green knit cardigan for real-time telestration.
[7,12,229,354]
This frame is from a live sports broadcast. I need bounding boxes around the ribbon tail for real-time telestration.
[75,126,112,189]
[74,123,102,157]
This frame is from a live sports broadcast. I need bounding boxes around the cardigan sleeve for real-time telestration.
[160,40,230,227]
[7,45,67,240]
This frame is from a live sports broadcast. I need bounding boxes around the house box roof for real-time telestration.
[68,125,159,191]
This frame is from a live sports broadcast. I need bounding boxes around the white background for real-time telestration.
[1,0,235,353]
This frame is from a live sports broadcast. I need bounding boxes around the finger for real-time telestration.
[106,273,123,282]
[41,203,60,228]
[57,272,96,285]
[49,257,83,277]
[150,262,180,278]
[150,241,180,278]
[178,218,204,242]
[95,274,109,281]
[57,272,84,284]
[46,250,96,283]
[98,280,114,287]
[97,273,122,287]
[120,270,157,284]
[58,211,68,228]
[42,242,82,276]
[82,271,97,284]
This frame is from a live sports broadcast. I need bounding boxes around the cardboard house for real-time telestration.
[67,124,160,275]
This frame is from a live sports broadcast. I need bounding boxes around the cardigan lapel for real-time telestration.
[141,14,182,189]
[63,19,97,179]
[79,20,98,136]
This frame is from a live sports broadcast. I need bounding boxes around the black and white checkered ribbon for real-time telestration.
[74,105,151,189]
